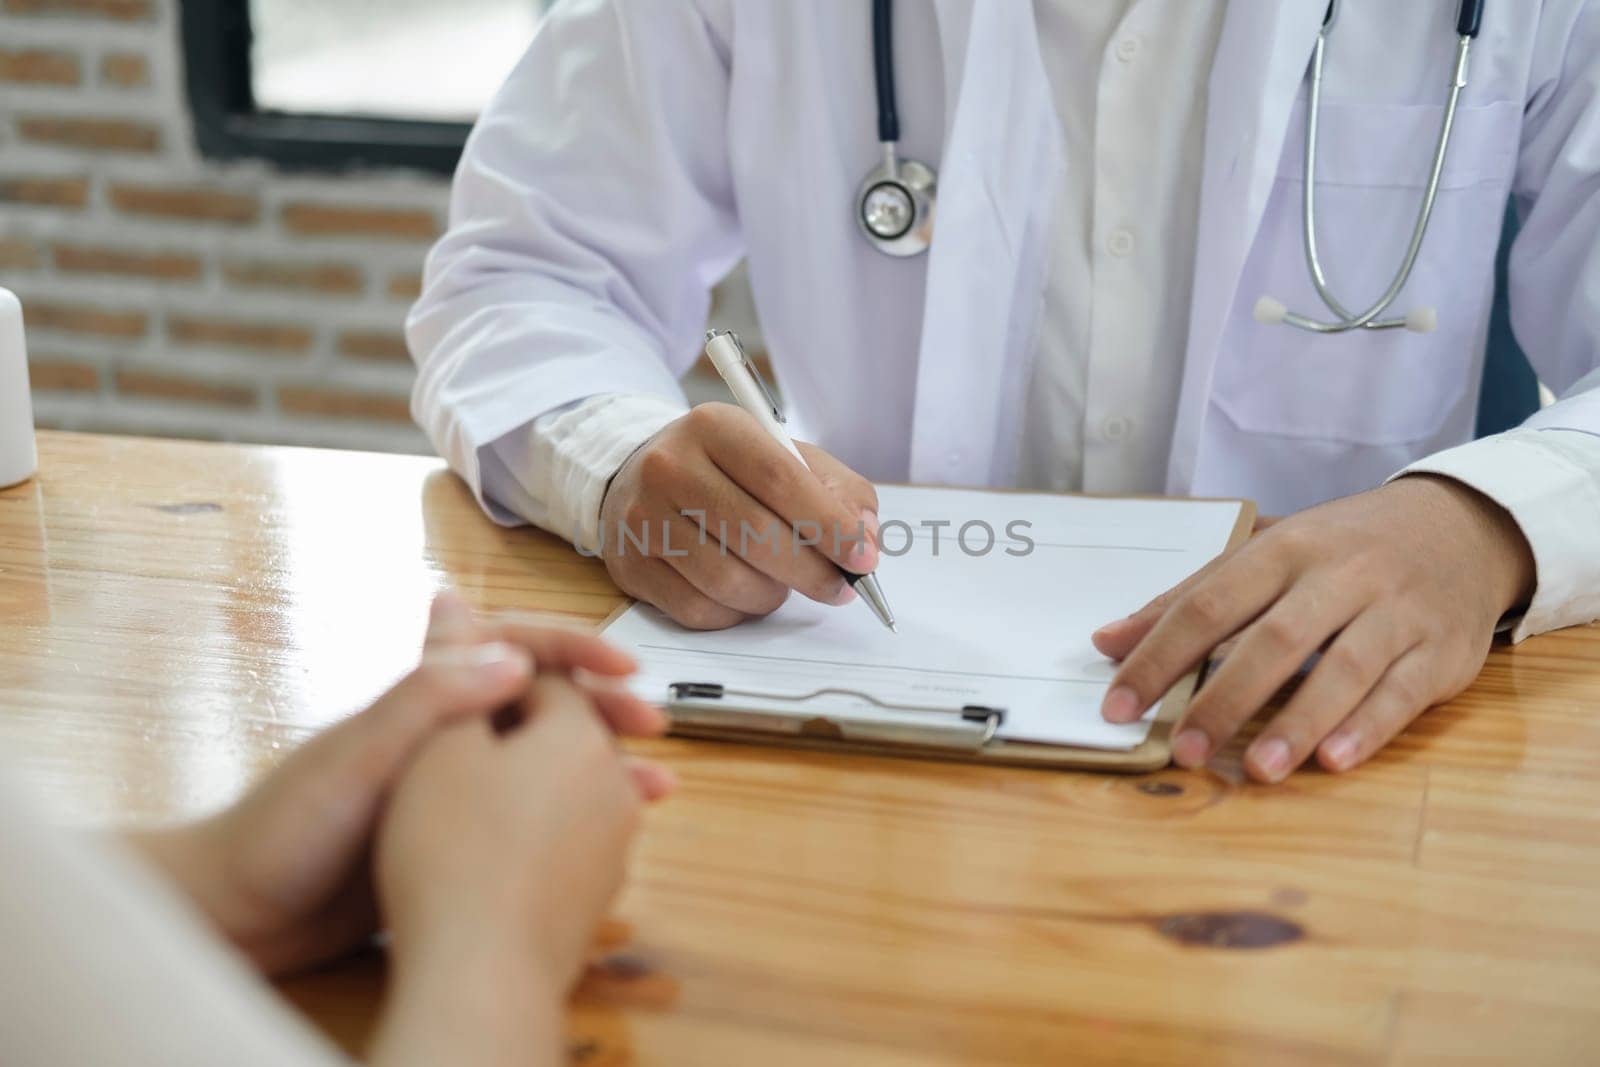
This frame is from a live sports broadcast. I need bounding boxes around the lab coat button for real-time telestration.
[1108,229,1135,257]
[1115,37,1142,62]
[1102,416,1132,442]
[946,449,962,468]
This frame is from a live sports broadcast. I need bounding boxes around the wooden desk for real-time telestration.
[3,431,1598,1066]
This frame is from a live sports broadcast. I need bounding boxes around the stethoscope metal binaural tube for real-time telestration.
[1257,0,1487,336]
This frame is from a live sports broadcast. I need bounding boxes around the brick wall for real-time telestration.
[0,0,450,452]
[0,0,760,455]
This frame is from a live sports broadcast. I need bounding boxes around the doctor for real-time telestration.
[409,0,1600,783]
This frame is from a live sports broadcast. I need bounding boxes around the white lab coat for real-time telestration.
[409,0,1600,519]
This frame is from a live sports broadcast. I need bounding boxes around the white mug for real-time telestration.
[0,287,38,489]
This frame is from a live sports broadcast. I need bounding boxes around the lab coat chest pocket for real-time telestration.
[1213,97,1522,446]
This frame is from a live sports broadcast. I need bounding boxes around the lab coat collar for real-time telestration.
[1167,0,1330,493]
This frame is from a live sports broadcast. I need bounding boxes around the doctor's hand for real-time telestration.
[1092,476,1536,783]
[597,402,880,630]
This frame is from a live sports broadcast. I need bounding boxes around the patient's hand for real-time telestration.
[130,592,667,977]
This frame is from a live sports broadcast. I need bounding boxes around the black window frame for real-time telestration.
[180,0,476,174]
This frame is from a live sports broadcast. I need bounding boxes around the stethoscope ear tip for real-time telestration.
[1255,295,1439,334]
[1254,296,1290,326]
[1405,307,1439,334]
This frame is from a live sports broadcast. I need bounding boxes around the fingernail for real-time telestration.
[466,640,520,663]
[572,668,629,695]
[1322,733,1358,771]
[459,641,533,681]
[1251,737,1291,781]
[861,508,880,547]
[847,537,878,573]
[1173,728,1211,768]
[1101,685,1142,723]
[831,582,858,606]
[1092,619,1126,641]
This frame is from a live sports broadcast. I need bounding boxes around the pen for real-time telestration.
[702,329,898,632]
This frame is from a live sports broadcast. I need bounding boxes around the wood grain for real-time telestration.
[2,431,1597,1066]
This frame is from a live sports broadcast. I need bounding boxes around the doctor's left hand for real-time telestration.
[1092,476,1536,783]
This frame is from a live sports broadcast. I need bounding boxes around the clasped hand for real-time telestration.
[133,592,672,988]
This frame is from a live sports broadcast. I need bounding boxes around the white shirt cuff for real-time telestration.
[1393,428,1600,642]
[482,393,688,550]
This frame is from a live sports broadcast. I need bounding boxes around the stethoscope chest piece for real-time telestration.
[857,0,937,257]
[856,148,936,257]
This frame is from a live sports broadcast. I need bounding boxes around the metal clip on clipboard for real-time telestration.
[667,682,1006,753]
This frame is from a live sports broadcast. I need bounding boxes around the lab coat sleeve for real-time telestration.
[407,0,741,520]
[1396,424,1600,640]
[481,393,686,547]
[1397,2,1600,641]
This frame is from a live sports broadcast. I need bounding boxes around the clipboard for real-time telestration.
[602,491,1255,773]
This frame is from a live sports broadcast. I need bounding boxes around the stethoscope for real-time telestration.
[1256,0,1486,335]
[855,0,937,257]
[856,0,1488,338]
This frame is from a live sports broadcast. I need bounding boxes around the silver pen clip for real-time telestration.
[706,328,784,424]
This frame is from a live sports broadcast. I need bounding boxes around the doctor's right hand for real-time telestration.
[598,403,880,630]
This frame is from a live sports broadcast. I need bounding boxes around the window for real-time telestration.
[180,1,546,173]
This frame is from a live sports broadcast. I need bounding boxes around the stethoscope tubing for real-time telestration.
[1293,32,1472,333]
[858,0,936,255]
[873,0,900,144]
[1272,0,1485,334]
[858,0,1489,309]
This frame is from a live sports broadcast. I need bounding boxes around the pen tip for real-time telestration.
[889,622,900,633]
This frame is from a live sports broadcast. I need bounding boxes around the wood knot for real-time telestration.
[1092,773,1225,817]
[577,951,680,1009]
[1156,910,1304,950]
[149,502,223,515]
[595,954,653,981]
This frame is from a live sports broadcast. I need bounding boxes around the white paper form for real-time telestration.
[602,486,1244,750]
